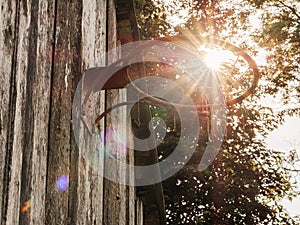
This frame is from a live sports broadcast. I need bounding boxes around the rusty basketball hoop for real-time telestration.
[80,35,259,133]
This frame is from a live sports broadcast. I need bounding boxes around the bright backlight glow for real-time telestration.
[205,49,225,69]
[203,48,235,69]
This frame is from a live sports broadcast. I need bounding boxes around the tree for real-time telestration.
[135,0,300,224]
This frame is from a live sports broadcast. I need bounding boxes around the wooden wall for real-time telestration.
[0,0,139,224]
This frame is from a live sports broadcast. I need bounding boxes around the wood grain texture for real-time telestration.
[0,0,143,224]
[5,0,34,224]
[103,0,123,223]
[72,0,107,224]
[45,0,82,224]
[26,1,54,224]
[0,0,17,224]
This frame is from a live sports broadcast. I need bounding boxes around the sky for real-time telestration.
[266,116,300,216]
[266,116,300,151]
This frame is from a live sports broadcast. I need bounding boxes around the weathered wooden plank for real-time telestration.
[0,0,144,224]
[72,0,107,224]
[116,90,128,225]
[29,0,55,224]
[17,1,40,223]
[127,91,136,225]
[5,0,31,224]
[0,0,17,224]
[104,87,128,225]
[104,0,137,223]
[88,0,107,221]
[103,0,128,223]
[114,41,128,225]
[45,0,82,224]
[0,0,54,224]
[136,198,143,225]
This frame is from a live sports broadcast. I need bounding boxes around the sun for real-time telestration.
[203,48,236,69]
[204,49,224,69]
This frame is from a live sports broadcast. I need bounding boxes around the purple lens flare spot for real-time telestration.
[55,175,69,192]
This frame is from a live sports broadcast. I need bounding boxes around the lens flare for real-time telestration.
[21,200,30,213]
[204,48,234,69]
[55,175,69,192]
[98,128,129,159]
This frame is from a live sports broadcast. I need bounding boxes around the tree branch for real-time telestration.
[278,1,300,22]
[283,167,300,172]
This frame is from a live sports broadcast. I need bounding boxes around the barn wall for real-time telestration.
[0,0,139,224]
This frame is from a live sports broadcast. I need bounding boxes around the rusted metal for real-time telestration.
[82,36,259,107]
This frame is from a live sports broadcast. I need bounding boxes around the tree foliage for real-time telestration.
[135,0,300,224]
[156,103,298,224]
